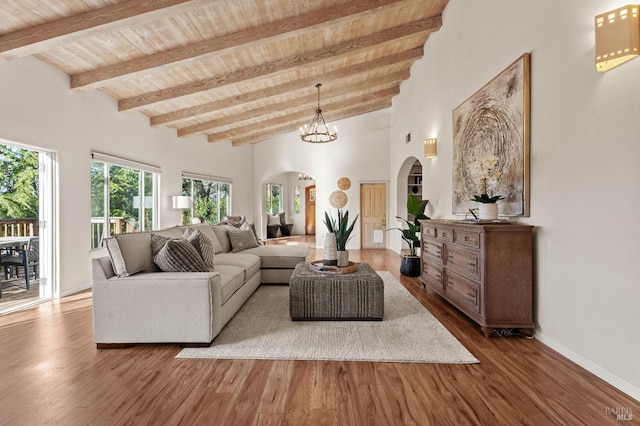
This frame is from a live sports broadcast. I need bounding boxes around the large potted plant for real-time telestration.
[324,209,359,267]
[389,194,430,277]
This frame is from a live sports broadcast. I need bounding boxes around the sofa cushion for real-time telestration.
[215,252,260,281]
[105,226,184,277]
[186,229,215,268]
[228,223,260,252]
[153,237,209,272]
[211,225,232,253]
[241,245,308,268]
[214,265,245,303]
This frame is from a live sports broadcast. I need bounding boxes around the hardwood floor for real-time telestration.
[0,248,637,425]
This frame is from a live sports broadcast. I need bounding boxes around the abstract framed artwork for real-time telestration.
[452,53,531,216]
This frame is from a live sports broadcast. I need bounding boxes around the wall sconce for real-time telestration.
[595,4,640,72]
[172,195,193,210]
[424,138,437,158]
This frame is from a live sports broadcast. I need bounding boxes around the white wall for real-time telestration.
[389,0,640,398]
[254,109,391,248]
[0,56,254,297]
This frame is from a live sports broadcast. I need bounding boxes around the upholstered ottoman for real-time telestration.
[289,262,384,320]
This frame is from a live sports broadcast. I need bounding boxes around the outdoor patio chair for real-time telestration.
[1,236,39,291]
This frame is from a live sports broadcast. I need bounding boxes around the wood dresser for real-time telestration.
[420,219,534,337]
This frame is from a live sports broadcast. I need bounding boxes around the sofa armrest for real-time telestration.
[93,271,222,345]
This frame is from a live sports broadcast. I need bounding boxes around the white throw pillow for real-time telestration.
[267,214,280,225]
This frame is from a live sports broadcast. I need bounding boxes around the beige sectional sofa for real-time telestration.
[92,222,308,348]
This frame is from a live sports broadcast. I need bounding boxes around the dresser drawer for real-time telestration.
[422,240,443,262]
[422,224,436,239]
[422,261,444,289]
[454,230,480,248]
[445,272,480,314]
[446,245,480,281]
[435,226,454,243]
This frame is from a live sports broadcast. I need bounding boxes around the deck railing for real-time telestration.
[91,217,137,249]
[0,218,38,237]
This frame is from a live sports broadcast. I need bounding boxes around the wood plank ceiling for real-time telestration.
[0,0,448,146]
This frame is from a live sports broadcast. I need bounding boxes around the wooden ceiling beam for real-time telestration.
[0,0,216,60]
[71,0,407,90]
[208,86,399,143]
[177,69,409,138]
[230,99,393,146]
[150,47,422,128]
[119,15,441,112]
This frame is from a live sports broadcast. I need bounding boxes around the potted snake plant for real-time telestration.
[324,209,359,267]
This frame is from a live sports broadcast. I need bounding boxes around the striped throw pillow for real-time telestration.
[151,234,209,272]
[186,229,215,268]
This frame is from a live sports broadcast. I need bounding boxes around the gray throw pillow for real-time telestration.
[187,228,215,268]
[228,222,260,253]
[152,235,209,272]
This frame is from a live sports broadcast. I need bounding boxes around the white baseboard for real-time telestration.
[60,282,92,298]
[536,332,640,402]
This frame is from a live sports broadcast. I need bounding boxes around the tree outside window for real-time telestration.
[182,178,231,224]
[293,185,301,214]
[90,160,159,249]
[266,183,282,214]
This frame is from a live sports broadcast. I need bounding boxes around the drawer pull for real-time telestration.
[441,232,447,238]
[466,292,477,299]
[468,261,477,266]
[464,236,469,241]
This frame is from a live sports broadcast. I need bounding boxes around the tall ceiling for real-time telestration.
[0,0,448,146]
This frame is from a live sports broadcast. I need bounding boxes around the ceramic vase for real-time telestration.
[337,250,349,267]
[323,233,338,266]
[479,203,498,220]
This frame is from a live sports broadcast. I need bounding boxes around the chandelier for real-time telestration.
[300,83,338,143]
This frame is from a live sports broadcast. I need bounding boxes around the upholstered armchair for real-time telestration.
[266,212,293,238]
[266,213,281,238]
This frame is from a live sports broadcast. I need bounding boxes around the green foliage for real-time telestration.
[0,145,39,218]
[324,209,359,251]
[184,179,229,224]
[388,194,430,256]
[471,193,504,203]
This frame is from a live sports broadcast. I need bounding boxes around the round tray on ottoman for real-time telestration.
[309,260,358,274]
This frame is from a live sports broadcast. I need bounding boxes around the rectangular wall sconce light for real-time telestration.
[424,138,437,158]
[172,195,193,209]
[595,4,640,72]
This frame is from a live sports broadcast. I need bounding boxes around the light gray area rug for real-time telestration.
[177,271,479,364]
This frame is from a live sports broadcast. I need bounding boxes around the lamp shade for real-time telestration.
[595,4,640,72]
[424,138,437,158]
[172,195,193,209]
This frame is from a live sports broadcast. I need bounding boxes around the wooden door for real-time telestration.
[360,183,386,249]
[305,185,316,235]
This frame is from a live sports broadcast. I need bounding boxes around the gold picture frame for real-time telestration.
[452,53,531,216]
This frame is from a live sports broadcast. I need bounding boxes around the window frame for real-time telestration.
[181,172,233,224]
[90,152,161,249]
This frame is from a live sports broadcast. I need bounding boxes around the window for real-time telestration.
[90,153,160,249]
[293,185,301,214]
[266,183,282,214]
[182,173,231,224]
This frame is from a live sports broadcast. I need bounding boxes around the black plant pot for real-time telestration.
[400,256,421,277]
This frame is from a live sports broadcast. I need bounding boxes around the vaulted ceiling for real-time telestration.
[0,0,448,145]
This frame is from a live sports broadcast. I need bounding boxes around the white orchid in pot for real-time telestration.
[471,155,504,219]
